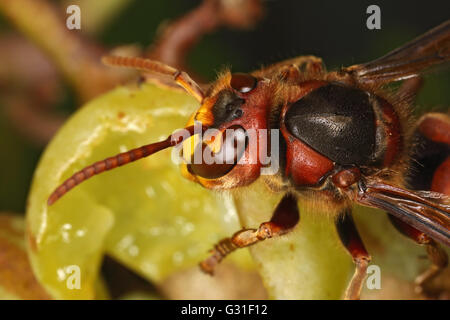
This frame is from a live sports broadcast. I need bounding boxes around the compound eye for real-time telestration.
[230,73,257,94]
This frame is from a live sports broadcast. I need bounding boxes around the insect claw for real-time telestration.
[199,237,238,275]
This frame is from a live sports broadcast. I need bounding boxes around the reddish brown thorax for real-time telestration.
[279,80,334,187]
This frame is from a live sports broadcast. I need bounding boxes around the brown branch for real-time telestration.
[0,0,134,102]
[0,0,264,145]
[147,0,264,70]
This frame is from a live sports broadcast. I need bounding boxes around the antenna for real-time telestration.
[48,126,198,205]
[102,56,205,102]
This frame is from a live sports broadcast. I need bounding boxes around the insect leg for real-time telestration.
[336,209,371,300]
[199,193,299,275]
[409,112,450,195]
[417,112,450,146]
[398,112,450,295]
[388,215,448,294]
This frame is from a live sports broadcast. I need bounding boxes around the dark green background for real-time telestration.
[1,0,449,212]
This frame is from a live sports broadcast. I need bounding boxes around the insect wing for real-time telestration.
[354,180,450,246]
[343,20,450,84]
